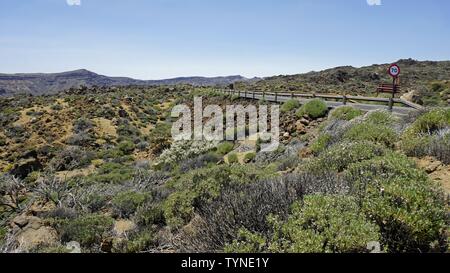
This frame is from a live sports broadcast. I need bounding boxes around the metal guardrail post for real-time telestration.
[275,92,278,102]
[263,92,266,100]
[388,98,394,111]
[245,90,247,98]
[238,90,241,97]
[291,92,294,99]
[343,95,347,105]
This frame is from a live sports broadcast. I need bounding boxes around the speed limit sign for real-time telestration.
[388,64,401,78]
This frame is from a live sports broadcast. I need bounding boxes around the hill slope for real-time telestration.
[0,69,248,96]
[235,59,450,106]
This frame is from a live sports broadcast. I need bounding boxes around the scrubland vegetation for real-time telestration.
[0,85,449,253]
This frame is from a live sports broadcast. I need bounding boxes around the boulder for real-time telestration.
[299,118,310,126]
[295,121,306,134]
[426,161,442,174]
[66,241,82,253]
[12,215,29,229]
[15,224,58,252]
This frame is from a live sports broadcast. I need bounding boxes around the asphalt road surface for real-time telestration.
[236,93,416,117]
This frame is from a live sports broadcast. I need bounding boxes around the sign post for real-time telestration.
[387,64,401,111]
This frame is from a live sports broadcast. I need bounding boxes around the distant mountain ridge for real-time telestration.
[0,69,251,96]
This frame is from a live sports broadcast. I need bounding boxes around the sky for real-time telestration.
[0,0,449,79]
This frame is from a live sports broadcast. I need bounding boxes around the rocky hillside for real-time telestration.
[235,59,450,106]
[0,86,448,253]
[0,69,249,96]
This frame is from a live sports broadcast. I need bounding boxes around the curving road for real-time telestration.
[231,92,418,117]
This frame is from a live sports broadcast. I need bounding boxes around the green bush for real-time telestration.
[304,141,385,173]
[343,122,398,148]
[163,165,277,228]
[217,142,234,155]
[296,99,328,119]
[117,140,136,155]
[112,191,149,218]
[134,203,165,227]
[403,108,450,137]
[310,134,332,155]
[227,195,380,253]
[57,214,114,248]
[244,152,256,163]
[228,153,239,164]
[0,226,6,246]
[330,106,363,121]
[149,122,172,155]
[113,228,156,253]
[365,110,396,126]
[345,153,447,252]
[271,195,380,253]
[0,136,6,146]
[401,108,450,163]
[281,99,300,113]
[87,162,134,184]
[224,228,267,253]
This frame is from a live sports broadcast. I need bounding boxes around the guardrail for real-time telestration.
[217,89,424,111]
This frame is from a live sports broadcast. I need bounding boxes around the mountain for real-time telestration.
[0,69,249,96]
[235,59,450,106]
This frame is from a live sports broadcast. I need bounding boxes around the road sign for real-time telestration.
[388,64,401,78]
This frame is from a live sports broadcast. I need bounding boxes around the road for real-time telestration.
[232,92,417,116]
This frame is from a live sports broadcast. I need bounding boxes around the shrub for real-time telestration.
[136,141,149,151]
[224,229,267,253]
[343,122,398,148]
[33,175,69,207]
[330,106,363,121]
[264,195,380,253]
[345,153,447,252]
[117,140,136,155]
[365,110,397,126]
[404,108,450,136]
[244,152,256,163]
[296,99,328,119]
[227,153,239,164]
[57,214,114,248]
[276,156,302,171]
[179,153,220,173]
[112,228,156,253]
[0,136,6,146]
[87,163,134,184]
[49,147,95,171]
[401,108,450,163]
[112,191,149,218]
[73,118,93,134]
[0,226,8,247]
[134,203,165,227]
[149,122,171,155]
[310,134,332,155]
[164,165,277,228]
[66,132,93,147]
[157,140,218,166]
[304,141,385,173]
[177,176,304,252]
[281,99,300,113]
[0,175,26,212]
[217,142,234,155]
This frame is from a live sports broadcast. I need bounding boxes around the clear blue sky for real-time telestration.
[1,0,449,79]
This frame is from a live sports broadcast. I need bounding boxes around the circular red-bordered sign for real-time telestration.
[388,64,401,78]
